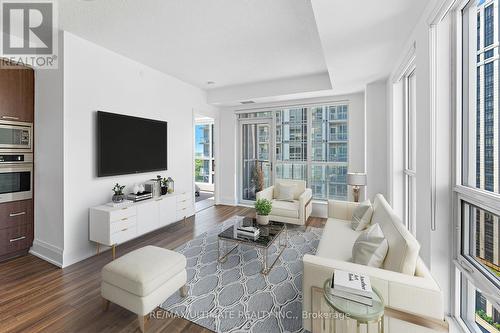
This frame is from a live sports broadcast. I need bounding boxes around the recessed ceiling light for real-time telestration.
[206,81,215,85]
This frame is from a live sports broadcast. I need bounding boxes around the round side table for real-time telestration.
[323,279,385,333]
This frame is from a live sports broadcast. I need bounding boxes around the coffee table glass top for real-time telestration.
[323,278,385,322]
[218,217,285,248]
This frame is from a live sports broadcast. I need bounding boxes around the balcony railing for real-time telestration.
[329,134,348,141]
[328,154,348,162]
[329,114,348,121]
[329,175,347,183]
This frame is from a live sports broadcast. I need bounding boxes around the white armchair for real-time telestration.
[256,179,312,225]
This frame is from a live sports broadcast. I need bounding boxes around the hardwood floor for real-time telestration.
[0,205,326,333]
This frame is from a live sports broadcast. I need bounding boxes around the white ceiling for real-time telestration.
[59,0,430,102]
[59,0,327,90]
[311,0,430,95]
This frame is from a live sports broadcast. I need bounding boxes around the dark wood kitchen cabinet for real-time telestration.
[0,63,34,122]
[0,61,35,262]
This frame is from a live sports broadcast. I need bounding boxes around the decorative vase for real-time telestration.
[161,186,168,195]
[112,194,124,203]
[256,214,269,225]
[133,184,140,194]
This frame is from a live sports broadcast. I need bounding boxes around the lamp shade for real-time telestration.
[347,172,367,186]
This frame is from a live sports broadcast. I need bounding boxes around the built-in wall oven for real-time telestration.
[0,121,32,151]
[0,153,33,203]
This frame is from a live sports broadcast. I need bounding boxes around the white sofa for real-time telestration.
[303,194,444,332]
[256,179,312,226]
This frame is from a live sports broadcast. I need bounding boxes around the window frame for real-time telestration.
[403,66,417,235]
[453,0,500,331]
[194,121,215,185]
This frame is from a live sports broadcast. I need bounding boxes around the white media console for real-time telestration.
[89,191,193,258]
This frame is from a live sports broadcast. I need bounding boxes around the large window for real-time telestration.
[195,122,214,185]
[239,103,349,201]
[458,1,500,331]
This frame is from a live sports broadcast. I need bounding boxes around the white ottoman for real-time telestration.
[101,245,187,332]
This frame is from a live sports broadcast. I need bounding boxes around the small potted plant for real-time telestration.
[161,177,168,195]
[112,183,126,203]
[255,199,272,225]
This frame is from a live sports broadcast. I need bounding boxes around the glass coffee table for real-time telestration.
[218,218,287,275]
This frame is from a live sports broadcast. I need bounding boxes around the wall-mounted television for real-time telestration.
[97,111,168,177]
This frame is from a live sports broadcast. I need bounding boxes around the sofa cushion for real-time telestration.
[351,200,373,231]
[352,223,389,268]
[102,245,187,297]
[271,199,299,218]
[316,218,361,261]
[372,194,420,275]
[274,179,306,200]
[275,183,295,202]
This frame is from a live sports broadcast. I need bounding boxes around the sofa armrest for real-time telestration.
[256,186,274,201]
[302,254,444,332]
[328,199,361,220]
[299,188,312,218]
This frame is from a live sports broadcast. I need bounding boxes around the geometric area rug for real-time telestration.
[160,216,323,333]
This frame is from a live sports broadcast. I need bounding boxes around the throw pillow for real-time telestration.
[352,223,389,268]
[275,183,295,202]
[351,200,373,231]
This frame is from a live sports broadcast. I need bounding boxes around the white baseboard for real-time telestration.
[30,239,63,267]
[217,197,237,206]
[62,246,97,268]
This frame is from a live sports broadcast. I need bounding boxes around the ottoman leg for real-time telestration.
[102,299,110,312]
[180,284,188,297]
[138,314,148,332]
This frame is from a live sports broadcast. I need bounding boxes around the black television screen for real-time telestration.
[97,111,167,177]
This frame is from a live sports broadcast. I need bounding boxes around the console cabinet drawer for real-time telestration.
[108,206,136,222]
[110,225,136,245]
[0,199,33,230]
[176,198,192,210]
[176,192,192,202]
[110,216,137,235]
[0,224,33,255]
[176,207,191,220]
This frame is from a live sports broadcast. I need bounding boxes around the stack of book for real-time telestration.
[236,226,260,240]
[329,270,373,306]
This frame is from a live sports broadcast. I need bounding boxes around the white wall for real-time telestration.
[218,92,366,215]
[31,31,65,267]
[365,80,389,200]
[218,112,238,205]
[34,32,217,267]
[388,0,453,314]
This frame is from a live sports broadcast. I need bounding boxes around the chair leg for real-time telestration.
[102,299,110,312]
[180,284,188,297]
[138,314,148,332]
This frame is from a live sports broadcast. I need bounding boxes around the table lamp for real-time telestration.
[347,172,367,202]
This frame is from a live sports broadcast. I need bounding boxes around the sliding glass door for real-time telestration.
[240,120,273,203]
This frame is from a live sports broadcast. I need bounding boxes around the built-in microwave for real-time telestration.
[0,121,32,152]
[0,153,33,203]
